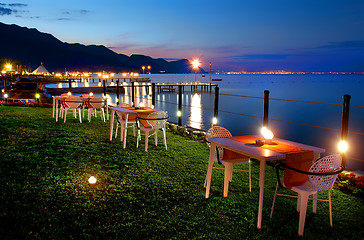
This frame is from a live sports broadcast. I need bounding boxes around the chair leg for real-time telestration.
[329,190,333,227]
[154,129,158,146]
[313,193,318,214]
[78,109,82,123]
[101,108,105,122]
[120,122,124,142]
[297,194,301,212]
[162,128,167,150]
[136,129,141,148]
[270,181,279,218]
[64,109,68,123]
[88,108,92,122]
[248,159,252,192]
[298,194,309,236]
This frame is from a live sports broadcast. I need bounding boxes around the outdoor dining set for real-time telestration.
[52,93,169,152]
[51,93,344,236]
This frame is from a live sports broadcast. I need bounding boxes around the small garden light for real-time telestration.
[212,117,218,125]
[4,93,8,98]
[35,93,40,99]
[88,176,97,185]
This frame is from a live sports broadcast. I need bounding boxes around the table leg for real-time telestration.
[52,97,55,118]
[123,114,129,149]
[205,143,216,198]
[312,152,321,213]
[109,110,115,141]
[55,99,59,122]
[257,160,266,229]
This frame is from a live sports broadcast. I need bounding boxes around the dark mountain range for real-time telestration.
[0,22,203,73]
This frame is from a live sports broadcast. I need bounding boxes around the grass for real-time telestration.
[0,105,363,239]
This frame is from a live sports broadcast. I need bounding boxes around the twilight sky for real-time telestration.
[1,0,364,72]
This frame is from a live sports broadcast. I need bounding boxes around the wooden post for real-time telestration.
[131,81,135,107]
[214,86,219,125]
[341,94,351,168]
[152,83,155,107]
[68,79,72,89]
[263,90,269,127]
[178,85,182,126]
[116,80,120,104]
[103,80,106,98]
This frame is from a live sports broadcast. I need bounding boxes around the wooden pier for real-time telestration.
[155,83,218,93]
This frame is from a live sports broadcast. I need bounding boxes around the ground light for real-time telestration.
[88,176,97,185]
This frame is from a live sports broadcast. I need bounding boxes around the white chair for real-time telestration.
[204,126,251,197]
[136,111,168,152]
[270,154,342,236]
[114,103,136,139]
[87,97,106,122]
[62,96,83,123]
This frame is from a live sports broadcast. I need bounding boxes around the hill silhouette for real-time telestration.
[0,22,203,73]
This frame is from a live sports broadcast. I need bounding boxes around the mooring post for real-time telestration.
[341,94,351,169]
[178,85,182,126]
[152,83,156,108]
[263,90,270,127]
[116,80,120,104]
[131,81,135,107]
[213,86,219,125]
[103,80,106,98]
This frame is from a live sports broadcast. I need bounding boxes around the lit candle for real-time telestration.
[261,127,274,144]
[140,102,144,108]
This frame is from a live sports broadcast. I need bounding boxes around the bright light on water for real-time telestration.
[189,93,202,129]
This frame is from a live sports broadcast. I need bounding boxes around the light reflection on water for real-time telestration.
[189,93,202,130]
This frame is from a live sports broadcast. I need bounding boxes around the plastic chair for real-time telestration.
[204,126,251,197]
[87,97,106,122]
[114,103,136,140]
[136,111,168,152]
[270,154,342,236]
[62,96,83,123]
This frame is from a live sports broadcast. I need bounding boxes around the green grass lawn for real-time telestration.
[0,106,363,239]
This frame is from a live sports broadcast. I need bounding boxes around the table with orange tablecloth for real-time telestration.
[109,106,156,148]
[205,135,325,229]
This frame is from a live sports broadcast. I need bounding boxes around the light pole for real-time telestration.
[142,66,145,78]
[147,65,151,75]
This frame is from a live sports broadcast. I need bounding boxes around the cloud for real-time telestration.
[8,3,27,7]
[79,10,89,14]
[57,18,71,21]
[316,40,364,49]
[233,54,292,60]
[0,6,13,15]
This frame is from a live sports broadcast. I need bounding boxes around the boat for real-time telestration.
[212,78,222,81]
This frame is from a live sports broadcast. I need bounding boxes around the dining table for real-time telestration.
[205,135,325,229]
[109,106,157,148]
[52,95,109,122]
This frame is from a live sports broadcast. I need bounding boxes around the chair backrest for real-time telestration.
[117,103,131,108]
[205,126,232,147]
[144,111,168,129]
[89,97,104,108]
[64,96,82,109]
[309,154,342,191]
[205,126,232,160]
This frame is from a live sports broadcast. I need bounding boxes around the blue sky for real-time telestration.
[1,0,364,72]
